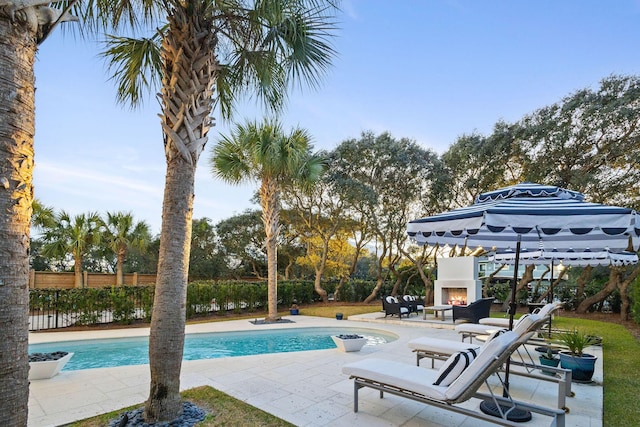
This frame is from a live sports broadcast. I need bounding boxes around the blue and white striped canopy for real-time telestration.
[407,183,640,253]
[489,249,638,267]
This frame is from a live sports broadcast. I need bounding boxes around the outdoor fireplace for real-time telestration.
[434,257,482,306]
[443,288,467,305]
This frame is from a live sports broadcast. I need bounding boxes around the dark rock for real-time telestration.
[29,351,69,362]
[108,402,206,427]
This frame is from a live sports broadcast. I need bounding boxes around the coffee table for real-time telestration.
[426,305,453,321]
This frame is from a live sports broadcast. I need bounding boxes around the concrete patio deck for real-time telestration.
[28,312,602,426]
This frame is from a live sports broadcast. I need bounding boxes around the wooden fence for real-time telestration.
[29,271,156,289]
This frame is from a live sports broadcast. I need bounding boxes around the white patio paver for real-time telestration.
[28,313,602,427]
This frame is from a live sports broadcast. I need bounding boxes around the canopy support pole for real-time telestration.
[505,234,521,396]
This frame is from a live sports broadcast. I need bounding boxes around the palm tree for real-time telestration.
[211,119,325,321]
[0,5,78,423]
[40,211,102,287]
[103,212,151,285]
[78,0,338,421]
[31,199,56,230]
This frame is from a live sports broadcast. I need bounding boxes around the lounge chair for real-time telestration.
[452,297,494,323]
[402,295,425,315]
[408,305,573,410]
[342,330,566,427]
[410,313,541,366]
[381,295,410,318]
[479,301,562,328]
[457,302,562,343]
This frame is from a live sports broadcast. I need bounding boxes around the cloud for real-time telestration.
[36,161,163,196]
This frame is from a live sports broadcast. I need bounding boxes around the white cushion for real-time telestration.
[536,302,559,317]
[445,331,518,401]
[486,328,508,342]
[479,317,510,327]
[433,348,477,386]
[400,307,409,314]
[342,359,448,401]
[386,296,397,303]
[408,337,480,355]
[455,323,499,335]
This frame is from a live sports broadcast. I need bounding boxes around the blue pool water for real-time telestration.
[29,327,397,371]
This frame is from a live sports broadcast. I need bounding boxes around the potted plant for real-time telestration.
[289,304,299,315]
[331,334,367,352]
[537,346,560,375]
[556,329,599,382]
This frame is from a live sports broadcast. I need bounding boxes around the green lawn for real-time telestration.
[68,305,640,427]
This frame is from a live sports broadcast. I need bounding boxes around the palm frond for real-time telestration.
[74,0,162,35]
[259,0,338,90]
[101,32,163,108]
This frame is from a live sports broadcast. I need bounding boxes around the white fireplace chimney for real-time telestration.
[434,257,483,306]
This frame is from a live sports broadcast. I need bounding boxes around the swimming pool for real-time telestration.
[29,327,397,371]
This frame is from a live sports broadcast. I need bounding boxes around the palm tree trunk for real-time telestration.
[144,3,215,420]
[145,157,194,421]
[261,178,280,321]
[116,249,125,285]
[74,253,83,287]
[0,17,36,427]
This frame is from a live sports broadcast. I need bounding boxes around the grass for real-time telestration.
[65,305,640,427]
[552,316,640,427]
[64,386,294,427]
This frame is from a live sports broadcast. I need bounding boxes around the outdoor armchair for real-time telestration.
[452,297,494,323]
[382,296,410,318]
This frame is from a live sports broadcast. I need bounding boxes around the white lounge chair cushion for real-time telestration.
[457,313,539,339]
[512,314,534,334]
[485,328,508,342]
[433,349,478,386]
[479,304,557,327]
[455,323,500,335]
[479,317,511,327]
[536,302,561,317]
[408,337,480,355]
[445,331,518,401]
[342,331,523,404]
[342,359,448,400]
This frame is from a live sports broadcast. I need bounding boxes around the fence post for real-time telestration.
[55,290,59,329]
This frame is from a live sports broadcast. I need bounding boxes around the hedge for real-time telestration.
[28,279,382,330]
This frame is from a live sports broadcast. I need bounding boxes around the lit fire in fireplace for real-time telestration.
[444,288,467,306]
[447,297,467,306]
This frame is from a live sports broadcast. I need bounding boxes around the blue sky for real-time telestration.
[33,0,640,234]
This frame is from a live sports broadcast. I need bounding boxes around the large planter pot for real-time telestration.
[331,335,366,352]
[289,308,299,315]
[29,352,74,380]
[538,356,560,375]
[559,351,597,383]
